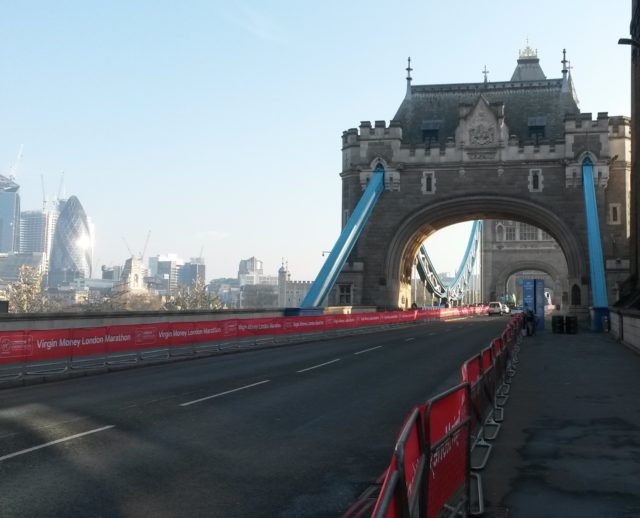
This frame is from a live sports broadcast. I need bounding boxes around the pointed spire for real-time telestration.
[561,48,569,92]
[482,65,490,84]
[405,56,413,99]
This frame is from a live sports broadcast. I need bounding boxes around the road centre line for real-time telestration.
[0,425,115,462]
[354,346,383,355]
[180,380,271,407]
[404,337,415,342]
[297,359,341,373]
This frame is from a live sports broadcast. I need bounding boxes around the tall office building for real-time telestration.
[19,205,60,277]
[148,254,183,295]
[19,211,47,254]
[238,256,277,286]
[178,257,206,287]
[48,196,93,287]
[0,175,20,253]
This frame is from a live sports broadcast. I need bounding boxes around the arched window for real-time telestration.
[495,223,504,241]
[571,284,581,305]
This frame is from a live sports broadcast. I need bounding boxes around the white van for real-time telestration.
[487,301,503,316]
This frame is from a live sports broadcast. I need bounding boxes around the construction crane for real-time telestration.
[7,144,24,181]
[41,174,47,211]
[122,237,134,258]
[140,230,151,261]
[57,171,65,201]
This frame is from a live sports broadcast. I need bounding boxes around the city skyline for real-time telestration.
[0,2,631,281]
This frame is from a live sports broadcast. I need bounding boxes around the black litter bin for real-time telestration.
[565,315,578,334]
[551,315,564,334]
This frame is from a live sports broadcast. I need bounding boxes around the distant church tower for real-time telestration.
[278,260,290,307]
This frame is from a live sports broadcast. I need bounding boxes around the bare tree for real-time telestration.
[170,277,222,310]
[3,265,47,313]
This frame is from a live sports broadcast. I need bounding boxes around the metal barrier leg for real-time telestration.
[470,433,493,470]
[469,472,485,516]
[492,405,505,423]
[495,393,508,407]
[483,415,500,441]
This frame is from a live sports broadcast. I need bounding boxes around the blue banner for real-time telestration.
[523,279,535,311]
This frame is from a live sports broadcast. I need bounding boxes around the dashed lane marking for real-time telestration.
[297,359,341,373]
[354,346,383,355]
[180,380,271,407]
[0,425,115,462]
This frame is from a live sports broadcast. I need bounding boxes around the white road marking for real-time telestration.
[354,346,383,355]
[180,380,271,407]
[404,337,415,342]
[0,425,115,462]
[428,332,436,336]
[297,359,341,373]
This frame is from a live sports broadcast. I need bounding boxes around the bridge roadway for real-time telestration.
[0,315,507,517]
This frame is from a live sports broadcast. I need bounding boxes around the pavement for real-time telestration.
[482,318,640,517]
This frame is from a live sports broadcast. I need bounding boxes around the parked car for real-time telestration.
[487,301,503,316]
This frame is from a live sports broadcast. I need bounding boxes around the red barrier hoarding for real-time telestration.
[395,407,425,509]
[371,457,404,517]
[481,347,493,371]
[461,355,481,384]
[0,307,480,365]
[427,384,469,518]
[0,331,32,362]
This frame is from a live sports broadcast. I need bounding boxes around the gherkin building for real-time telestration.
[48,196,92,287]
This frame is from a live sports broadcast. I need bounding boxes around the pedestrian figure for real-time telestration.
[525,308,536,336]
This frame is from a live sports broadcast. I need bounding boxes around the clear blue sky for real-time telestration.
[0,1,632,280]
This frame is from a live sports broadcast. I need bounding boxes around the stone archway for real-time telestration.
[383,195,586,309]
[493,260,568,309]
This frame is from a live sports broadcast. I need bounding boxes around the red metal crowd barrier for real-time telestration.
[372,385,470,518]
[349,314,522,518]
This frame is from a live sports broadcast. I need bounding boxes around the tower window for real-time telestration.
[421,171,436,194]
[528,168,543,192]
[338,284,352,305]
[609,203,621,225]
[528,125,545,142]
[519,222,538,241]
[421,120,442,147]
[422,129,439,146]
[505,227,516,241]
[528,115,547,144]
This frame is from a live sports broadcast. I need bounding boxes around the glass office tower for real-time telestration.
[48,196,93,287]
[0,175,20,253]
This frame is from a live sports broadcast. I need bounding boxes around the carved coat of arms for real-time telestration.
[469,123,495,146]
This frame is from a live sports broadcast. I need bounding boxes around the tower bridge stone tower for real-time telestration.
[482,219,569,307]
[333,48,631,310]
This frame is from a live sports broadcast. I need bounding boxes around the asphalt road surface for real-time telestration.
[0,315,508,517]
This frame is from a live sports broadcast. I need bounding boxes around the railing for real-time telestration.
[345,313,524,517]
